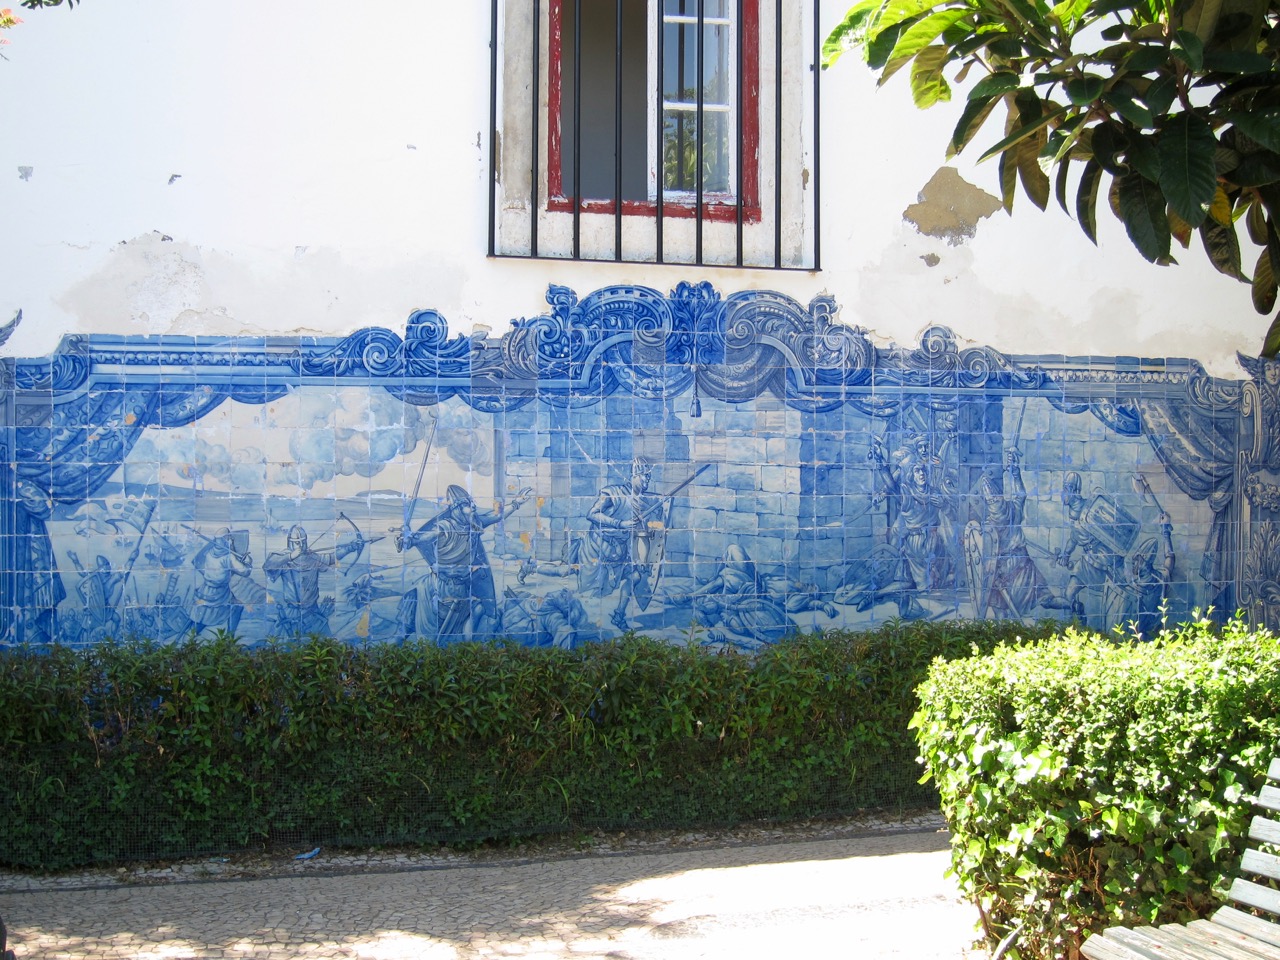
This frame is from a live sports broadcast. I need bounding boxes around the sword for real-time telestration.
[636,462,715,521]
[1132,473,1166,515]
[404,407,440,530]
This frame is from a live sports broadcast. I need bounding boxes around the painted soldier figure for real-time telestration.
[188,527,256,637]
[967,449,1060,620]
[582,458,667,631]
[397,483,532,643]
[263,525,359,637]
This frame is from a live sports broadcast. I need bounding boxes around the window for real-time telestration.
[548,0,759,219]
[489,0,819,268]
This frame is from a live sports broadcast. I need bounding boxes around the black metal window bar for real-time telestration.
[488,0,821,270]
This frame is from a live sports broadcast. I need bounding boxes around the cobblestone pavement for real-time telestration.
[0,821,987,960]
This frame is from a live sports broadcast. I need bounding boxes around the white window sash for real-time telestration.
[646,1,738,202]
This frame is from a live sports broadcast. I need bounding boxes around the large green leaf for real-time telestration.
[1055,155,1073,213]
[949,95,1001,156]
[1066,74,1106,105]
[1157,112,1219,227]
[1201,50,1274,72]
[1128,133,1163,182]
[1118,171,1173,262]
[910,45,953,107]
[1253,247,1278,313]
[1124,45,1170,73]
[867,20,910,68]
[1222,110,1280,154]
[999,147,1019,213]
[969,71,1022,100]
[1018,126,1052,209]
[1141,75,1178,115]
[1051,0,1091,29]
[1247,198,1268,245]
[1212,73,1280,109]
[1268,216,1280,280]
[977,105,1069,162]
[1199,219,1246,279]
[823,0,882,66]
[1263,309,1280,358]
[1077,159,1104,244]
[1173,30,1206,70]
[889,8,972,61]
[1231,151,1280,187]
[1091,122,1130,175]
[872,0,959,35]
[1176,0,1225,44]
[1104,87,1155,128]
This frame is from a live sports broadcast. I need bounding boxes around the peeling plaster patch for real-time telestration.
[921,253,941,267]
[17,166,32,181]
[903,166,1001,245]
[60,232,219,335]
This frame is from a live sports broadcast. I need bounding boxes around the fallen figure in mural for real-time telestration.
[396,483,533,643]
[499,586,595,649]
[665,543,799,649]
[832,543,932,620]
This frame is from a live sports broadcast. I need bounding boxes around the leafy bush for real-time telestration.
[913,617,1280,960]
[0,619,1058,869]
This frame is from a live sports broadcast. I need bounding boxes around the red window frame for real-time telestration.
[546,0,761,223]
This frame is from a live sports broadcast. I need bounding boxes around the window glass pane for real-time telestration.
[662,109,730,193]
[663,0,729,18]
[662,21,729,104]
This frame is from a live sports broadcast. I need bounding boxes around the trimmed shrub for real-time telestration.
[0,619,1056,869]
[913,617,1280,960]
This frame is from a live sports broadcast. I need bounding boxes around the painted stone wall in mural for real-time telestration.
[2,282,1273,649]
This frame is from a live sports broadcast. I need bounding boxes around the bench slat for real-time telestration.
[1257,786,1280,816]
[1184,920,1280,960]
[1212,906,1280,949]
[1229,878,1280,917]
[1169,922,1280,960]
[1111,925,1224,959]
[1250,816,1280,848]
[1242,849,1280,883]
[1083,931,1193,960]
[1267,758,1280,783]
[1146,925,1253,960]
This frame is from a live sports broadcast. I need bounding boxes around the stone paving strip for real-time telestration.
[0,822,989,960]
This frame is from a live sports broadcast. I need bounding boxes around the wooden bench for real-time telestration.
[1082,757,1280,960]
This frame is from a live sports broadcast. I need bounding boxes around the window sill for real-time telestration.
[546,195,763,224]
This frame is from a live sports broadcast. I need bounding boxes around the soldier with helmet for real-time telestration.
[396,483,533,643]
[263,524,360,636]
[582,457,666,631]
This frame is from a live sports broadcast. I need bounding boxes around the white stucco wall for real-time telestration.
[0,0,1256,376]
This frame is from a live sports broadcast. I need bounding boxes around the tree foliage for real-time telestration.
[826,0,1280,357]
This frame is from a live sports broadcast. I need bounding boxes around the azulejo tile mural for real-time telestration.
[3,281,1278,649]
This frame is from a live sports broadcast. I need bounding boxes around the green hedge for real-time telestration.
[913,617,1280,960]
[0,620,1054,870]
